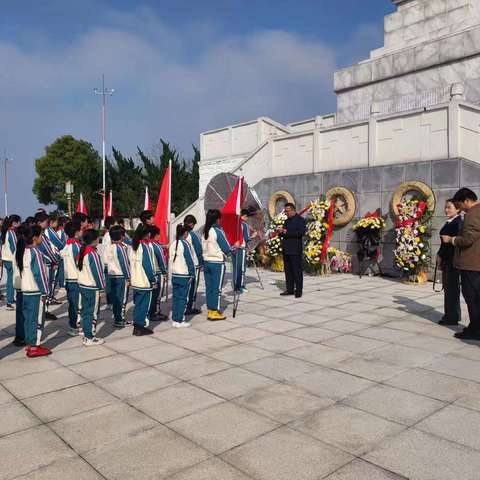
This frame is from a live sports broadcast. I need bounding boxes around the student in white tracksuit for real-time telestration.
[202,209,238,321]
[1,214,21,308]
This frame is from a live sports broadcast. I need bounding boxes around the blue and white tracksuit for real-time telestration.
[186,230,203,312]
[13,257,24,340]
[102,231,113,306]
[233,221,250,292]
[38,233,61,307]
[21,247,49,346]
[45,227,66,289]
[202,225,231,311]
[129,242,156,328]
[106,242,131,326]
[78,248,105,339]
[149,241,167,318]
[1,229,17,304]
[61,239,81,329]
[170,239,195,323]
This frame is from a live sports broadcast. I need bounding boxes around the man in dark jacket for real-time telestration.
[277,203,306,298]
[441,188,480,339]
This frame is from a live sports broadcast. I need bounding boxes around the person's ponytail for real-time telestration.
[132,224,150,251]
[16,225,41,274]
[174,224,188,262]
[203,209,221,240]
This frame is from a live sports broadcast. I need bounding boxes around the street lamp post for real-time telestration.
[93,74,114,222]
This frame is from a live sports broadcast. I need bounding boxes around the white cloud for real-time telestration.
[0,5,377,215]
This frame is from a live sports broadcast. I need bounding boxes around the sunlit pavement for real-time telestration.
[1,269,480,479]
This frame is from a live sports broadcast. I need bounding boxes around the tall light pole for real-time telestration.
[93,74,114,221]
[3,151,11,217]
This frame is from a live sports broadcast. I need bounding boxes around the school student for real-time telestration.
[170,224,195,327]
[62,222,82,336]
[232,209,252,293]
[77,229,106,346]
[12,225,27,346]
[184,214,203,315]
[1,214,21,309]
[117,218,132,245]
[202,209,237,321]
[72,212,89,233]
[16,225,51,357]
[35,212,61,320]
[106,225,131,328]
[102,216,118,309]
[129,224,157,336]
[148,225,168,321]
[46,216,68,290]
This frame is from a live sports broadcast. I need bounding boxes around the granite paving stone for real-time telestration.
[155,354,231,380]
[324,459,405,479]
[292,404,405,455]
[0,402,41,437]
[168,457,251,480]
[126,343,195,365]
[69,354,145,381]
[129,382,224,423]
[222,426,353,480]
[168,402,279,454]
[364,428,480,480]
[208,344,273,365]
[344,384,445,426]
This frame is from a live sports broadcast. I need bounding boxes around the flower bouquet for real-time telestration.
[304,198,331,274]
[265,211,287,271]
[353,211,385,267]
[328,247,352,273]
[393,199,431,283]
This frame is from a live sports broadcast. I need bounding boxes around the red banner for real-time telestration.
[320,200,334,264]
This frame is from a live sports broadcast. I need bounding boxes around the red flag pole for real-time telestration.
[166,160,172,304]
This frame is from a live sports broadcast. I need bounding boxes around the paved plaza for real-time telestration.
[2,269,480,479]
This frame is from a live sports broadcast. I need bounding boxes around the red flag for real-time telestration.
[144,186,152,211]
[320,200,335,263]
[154,161,171,245]
[221,176,244,245]
[105,190,113,217]
[76,193,88,215]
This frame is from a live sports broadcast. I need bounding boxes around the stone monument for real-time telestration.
[178,0,480,275]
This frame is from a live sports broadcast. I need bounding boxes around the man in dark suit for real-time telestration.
[277,203,306,298]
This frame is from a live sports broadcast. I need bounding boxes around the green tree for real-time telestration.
[138,140,199,215]
[106,148,144,221]
[33,135,102,215]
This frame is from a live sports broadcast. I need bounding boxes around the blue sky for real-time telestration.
[0,0,394,215]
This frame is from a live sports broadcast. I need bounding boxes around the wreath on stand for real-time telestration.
[352,211,385,276]
[393,198,432,283]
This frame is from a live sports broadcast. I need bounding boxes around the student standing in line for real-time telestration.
[202,209,237,321]
[62,222,83,337]
[129,224,157,336]
[35,212,61,319]
[148,225,168,321]
[117,218,132,245]
[102,216,118,310]
[170,224,195,328]
[139,210,154,228]
[106,225,131,329]
[71,212,89,233]
[437,199,462,326]
[184,214,203,315]
[12,225,27,346]
[1,214,21,310]
[77,229,106,346]
[17,225,51,357]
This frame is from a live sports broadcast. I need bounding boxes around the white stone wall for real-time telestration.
[459,104,480,159]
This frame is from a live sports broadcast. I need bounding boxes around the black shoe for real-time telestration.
[133,325,154,336]
[439,319,459,326]
[295,292,302,298]
[114,322,125,329]
[454,330,480,340]
[151,312,169,322]
[186,308,202,315]
[12,337,26,347]
[45,312,58,321]
[280,291,294,296]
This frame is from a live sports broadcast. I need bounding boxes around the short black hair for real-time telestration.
[284,202,296,210]
[184,214,197,226]
[72,212,88,224]
[140,210,153,224]
[105,216,116,229]
[34,212,49,223]
[453,188,478,203]
[240,209,249,216]
[64,221,81,239]
[109,225,124,242]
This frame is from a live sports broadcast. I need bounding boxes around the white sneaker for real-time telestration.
[179,322,191,328]
[83,336,105,346]
[172,321,191,328]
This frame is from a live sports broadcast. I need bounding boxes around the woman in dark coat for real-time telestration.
[437,199,462,325]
